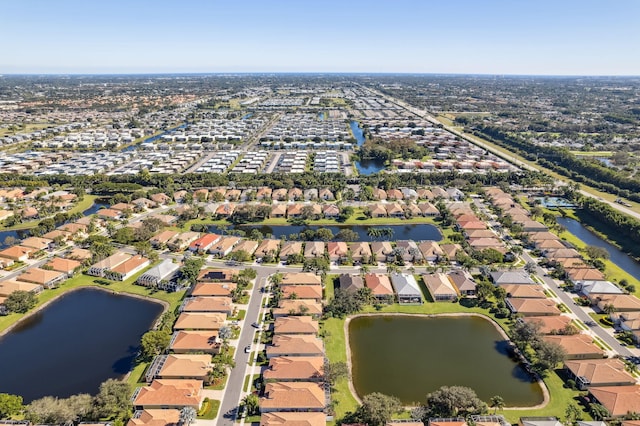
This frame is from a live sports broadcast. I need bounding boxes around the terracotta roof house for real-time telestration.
[288,188,303,201]
[111,202,136,212]
[372,188,387,200]
[418,241,444,262]
[323,204,340,218]
[369,203,387,218]
[45,257,82,276]
[167,232,200,252]
[267,335,324,358]
[256,187,273,200]
[197,268,236,282]
[286,203,304,218]
[188,234,221,253]
[279,241,303,261]
[0,245,34,262]
[260,381,325,412]
[152,354,212,381]
[97,208,122,220]
[348,242,372,263]
[181,297,233,315]
[255,239,281,260]
[18,267,66,288]
[466,229,497,239]
[132,379,203,409]
[127,409,180,426]
[20,237,53,251]
[370,241,393,262]
[273,316,320,335]
[104,255,150,281]
[506,298,561,316]
[535,239,567,250]
[272,188,288,201]
[150,193,171,205]
[364,273,394,299]
[209,236,241,257]
[447,270,476,296]
[390,273,423,304]
[564,358,636,390]
[595,294,640,312]
[273,300,322,318]
[174,312,226,331]
[263,357,325,382]
[21,206,39,219]
[417,188,434,200]
[260,412,325,426]
[42,229,73,242]
[545,248,582,260]
[65,247,92,262]
[588,386,640,417]
[339,274,365,294]
[231,239,259,257]
[440,243,463,260]
[521,221,548,232]
[386,189,403,200]
[385,202,405,218]
[304,241,325,259]
[527,231,559,242]
[544,334,605,359]
[150,231,180,248]
[500,284,547,299]
[0,280,43,297]
[281,284,323,302]
[422,273,458,301]
[190,282,236,297]
[169,330,220,354]
[522,315,573,334]
[429,420,467,426]
[567,268,606,283]
[326,242,348,262]
[281,273,322,286]
[418,202,439,216]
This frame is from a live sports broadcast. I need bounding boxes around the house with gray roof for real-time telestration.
[137,259,181,291]
[390,273,423,304]
[339,274,364,294]
[490,270,535,285]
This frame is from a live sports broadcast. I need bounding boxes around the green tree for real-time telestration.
[509,320,543,351]
[585,245,609,260]
[25,396,75,424]
[424,386,487,418]
[0,393,23,418]
[324,361,349,386]
[180,257,205,285]
[179,406,197,426]
[564,403,584,425]
[489,395,504,413]
[242,394,260,416]
[536,340,567,371]
[140,330,171,360]
[4,290,37,314]
[94,379,131,419]
[355,393,402,426]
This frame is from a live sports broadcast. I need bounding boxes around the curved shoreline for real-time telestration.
[0,284,169,339]
[343,312,550,410]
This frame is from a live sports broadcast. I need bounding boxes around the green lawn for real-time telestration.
[322,302,586,423]
[198,399,221,420]
[66,194,98,215]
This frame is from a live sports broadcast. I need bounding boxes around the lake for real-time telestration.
[208,223,442,242]
[557,216,640,281]
[348,315,543,406]
[350,120,386,174]
[0,288,163,402]
[82,201,109,216]
[0,229,32,249]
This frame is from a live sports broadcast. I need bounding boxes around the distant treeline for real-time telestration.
[473,125,640,202]
[579,196,640,247]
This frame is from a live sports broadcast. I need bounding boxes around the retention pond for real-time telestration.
[348,314,544,406]
[0,288,163,402]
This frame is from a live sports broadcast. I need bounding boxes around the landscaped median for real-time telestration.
[321,301,584,424]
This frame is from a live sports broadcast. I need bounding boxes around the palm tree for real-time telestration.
[179,407,197,426]
[602,303,616,317]
[360,264,371,275]
[490,395,504,413]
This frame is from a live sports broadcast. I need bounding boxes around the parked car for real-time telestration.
[244,345,251,353]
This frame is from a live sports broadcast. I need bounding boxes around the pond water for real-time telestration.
[0,229,32,249]
[82,201,109,216]
[208,223,442,242]
[557,217,640,281]
[350,120,365,146]
[534,197,576,208]
[349,315,543,406]
[355,159,386,175]
[0,288,163,402]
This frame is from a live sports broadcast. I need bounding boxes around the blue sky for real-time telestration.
[1,0,639,75]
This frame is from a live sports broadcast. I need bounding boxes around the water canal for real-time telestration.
[348,315,543,406]
[0,288,163,402]
[557,216,640,281]
[350,120,386,174]
[208,223,442,242]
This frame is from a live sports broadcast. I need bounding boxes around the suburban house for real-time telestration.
[490,270,535,285]
[20,237,53,251]
[339,274,365,294]
[395,240,422,262]
[281,273,322,286]
[422,273,458,301]
[209,236,241,257]
[104,255,150,281]
[149,230,179,248]
[273,299,322,318]
[132,379,203,410]
[260,412,325,426]
[255,239,281,260]
[447,270,476,296]
[364,273,394,300]
[543,334,605,359]
[169,330,220,354]
[390,273,423,304]
[279,241,303,261]
[273,316,320,335]
[263,356,325,382]
[44,257,82,277]
[418,241,444,262]
[180,296,233,315]
[188,234,221,253]
[259,382,325,412]
[304,241,325,259]
[564,358,636,390]
[0,245,34,262]
[576,280,624,297]
[270,204,287,218]
[267,335,324,358]
[369,204,387,218]
[137,259,181,291]
[595,294,640,312]
[506,298,561,316]
[197,268,236,282]
[148,354,211,381]
[127,409,180,426]
[231,239,259,257]
[174,312,226,331]
[370,241,394,262]
[588,386,640,417]
[87,252,131,277]
[167,232,200,252]
[323,204,340,218]
[0,280,44,298]
[326,242,348,262]
[500,284,546,299]
[18,268,66,288]
[281,284,322,302]
[190,282,235,297]
[522,315,573,334]
[65,247,92,263]
[348,242,372,263]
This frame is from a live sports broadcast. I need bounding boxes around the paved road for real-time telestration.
[522,251,636,357]
[216,272,267,426]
